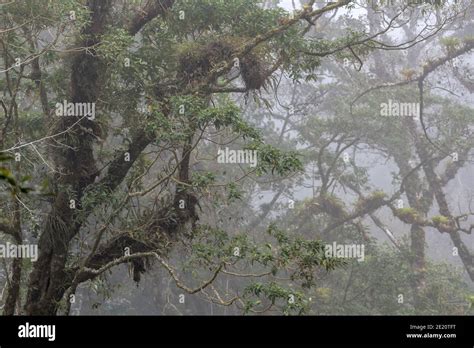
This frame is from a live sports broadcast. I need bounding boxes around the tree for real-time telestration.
[0,0,472,316]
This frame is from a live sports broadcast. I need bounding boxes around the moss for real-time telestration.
[240,52,268,90]
[395,207,417,215]
[355,190,386,212]
[370,191,387,200]
[316,194,347,219]
[440,37,461,53]
[315,287,332,300]
[432,215,450,225]
[394,207,420,224]
[177,40,234,84]
[431,215,453,233]
[176,37,270,90]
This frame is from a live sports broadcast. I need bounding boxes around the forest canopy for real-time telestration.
[0,0,473,316]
